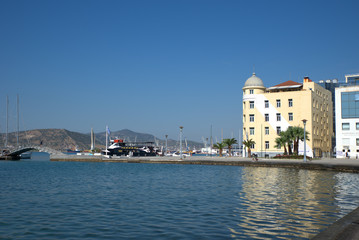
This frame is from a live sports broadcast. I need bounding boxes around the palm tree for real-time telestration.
[275,132,288,155]
[213,142,226,157]
[284,127,294,155]
[223,138,238,157]
[291,126,310,155]
[242,139,255,157]
[284,126,309,155]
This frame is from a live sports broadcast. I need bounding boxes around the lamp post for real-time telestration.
[302,119,307,162]
[165,134,168,156]
[179,126,183,159]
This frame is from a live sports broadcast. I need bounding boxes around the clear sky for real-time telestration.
[1,0,358,142]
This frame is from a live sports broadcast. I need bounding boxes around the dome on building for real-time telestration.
[244,73,264,88]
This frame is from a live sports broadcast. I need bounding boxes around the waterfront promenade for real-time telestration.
[51,155,359,173]
[51,155,359,239]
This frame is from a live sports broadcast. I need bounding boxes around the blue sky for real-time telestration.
[1,0,358,142]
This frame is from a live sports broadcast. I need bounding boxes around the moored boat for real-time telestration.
[103,138,159,157]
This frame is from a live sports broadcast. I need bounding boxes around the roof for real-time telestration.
[267,80,302,91]
[243,73,265,88]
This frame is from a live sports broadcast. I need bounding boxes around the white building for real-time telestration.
[335,83,359,158]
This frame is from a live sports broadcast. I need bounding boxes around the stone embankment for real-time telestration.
[51,155,359,173]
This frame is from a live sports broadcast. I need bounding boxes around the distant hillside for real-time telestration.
[0,129,203,151]
[0,129,99,151]
[96,129,157,143]
[95,129,203,151]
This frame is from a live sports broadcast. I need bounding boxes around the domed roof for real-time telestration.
[244,73,264,88]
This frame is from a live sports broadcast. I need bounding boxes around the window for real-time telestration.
[276,113,281,121]
[265,127,269,135]
[357,138,359,146]
[357,122,359,130]
[265,141,269,149]
[341,91,359,118]
[276,99,281,108]
[250,89,254,94]
[265,100,269,108]
[249,114,254,122]
[342,123,350,130]
[276,126,281,135]
[265,114,269,122]
[288,99,293,107]
[243,114,245,122]
[251,143,255,149]
[288,113,293,121]
[250,101,254,109]
[250,127,255,135]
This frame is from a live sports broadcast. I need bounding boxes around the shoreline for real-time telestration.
[51,155,359,173]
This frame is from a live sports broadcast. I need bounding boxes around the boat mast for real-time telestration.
[17,94,19,147]
[105,126,108,156]
[5,96,8,148]
[210,125,213,157]
[90,128,94,151]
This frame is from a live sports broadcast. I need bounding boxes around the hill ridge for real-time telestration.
[0,128,202,151]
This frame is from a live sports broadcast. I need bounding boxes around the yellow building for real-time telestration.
[242,73,333,158]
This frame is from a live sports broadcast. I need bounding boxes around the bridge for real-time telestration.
[1,145,64,160]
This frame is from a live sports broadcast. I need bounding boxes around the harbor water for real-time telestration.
[1,159,359,239]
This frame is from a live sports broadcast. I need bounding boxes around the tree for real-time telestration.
[284,127,294,155]
[223,138,238,157]
[278,126,310,155]
[275,131,288,155]
[242,139,255,157]
[213,142,226,157]
[291,126,310,155]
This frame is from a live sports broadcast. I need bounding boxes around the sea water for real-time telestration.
[1,160,359,239]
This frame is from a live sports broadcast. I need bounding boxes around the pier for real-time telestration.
[1,146,63,160]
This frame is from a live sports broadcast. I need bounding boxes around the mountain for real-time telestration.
[95,129,203,151]
[0,129,203,151]
[95,129,157,143]
[0,129,98,151]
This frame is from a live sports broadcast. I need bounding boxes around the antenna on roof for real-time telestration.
[253,65,255,74]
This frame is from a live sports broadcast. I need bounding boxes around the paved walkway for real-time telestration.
[52,155,359,173]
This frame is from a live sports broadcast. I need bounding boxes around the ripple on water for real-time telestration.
[1,162,359,239]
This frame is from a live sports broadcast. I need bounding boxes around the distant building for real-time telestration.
[318,79,339,156]
[335,74,359,158]
[242,73,333,158]
[345,73,359,85]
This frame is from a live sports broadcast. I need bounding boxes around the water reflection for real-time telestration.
[1,162,359,240]
[227,167,358,239]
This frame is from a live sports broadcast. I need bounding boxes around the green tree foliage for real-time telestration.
[223,138,238,157]
[275,132,288,155]
[275,126,310,155]
[213,142,226,157]
[242,139,255,157]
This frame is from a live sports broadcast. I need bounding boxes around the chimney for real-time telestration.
[303,76,312,83]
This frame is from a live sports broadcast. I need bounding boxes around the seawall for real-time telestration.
[51,155,359,173]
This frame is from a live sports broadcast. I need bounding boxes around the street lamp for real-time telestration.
[165,135,168,156]
[179,126,183,159]
[302,119,307,162]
